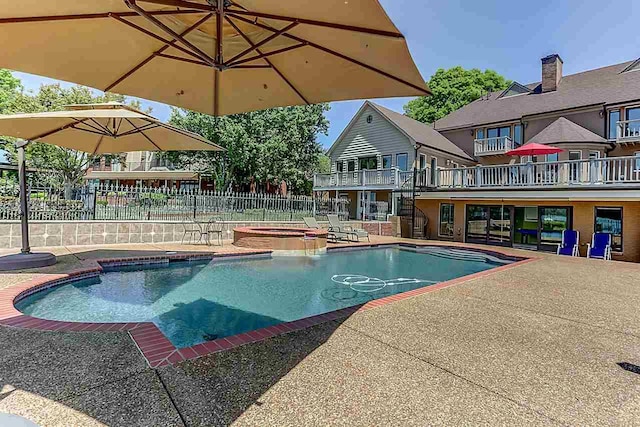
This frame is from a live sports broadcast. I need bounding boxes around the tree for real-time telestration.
[0,69,21,114]
[0,71,147,197]
[404,67,511,124]
[167,104,330,194]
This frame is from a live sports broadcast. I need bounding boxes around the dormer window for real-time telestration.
[498,82,532,99]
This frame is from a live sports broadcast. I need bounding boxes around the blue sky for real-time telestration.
[11,0,640,149]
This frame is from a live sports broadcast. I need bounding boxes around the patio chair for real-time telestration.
[557,230,579,257]
[181,217,202,244]
[327,214,370,242]
[305,216,348,243]
[202,217,224,246]
[587,232,612,260]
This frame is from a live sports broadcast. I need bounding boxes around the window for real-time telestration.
[568,151,582,161]
[625,107,640,137]
[546,153,558,162]
[635,151,640,171]
[439,203,455,237]
[608,110,620,140]
[450,162,459,168]
[336,161,343,173]
[595,207,623,252]
[419,154,427,170]
[514,124,523,145]
[358,156,377,170]
[366,114,373,124]
[382,155,392,169]
[347,160,355,172]
[588,151,600,160]
[475,129,484,140]
[396,153,408,171]
[487,126,511,139]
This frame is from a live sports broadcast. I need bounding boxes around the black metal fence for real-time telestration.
[0,181,352,222]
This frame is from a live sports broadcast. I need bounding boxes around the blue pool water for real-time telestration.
[16,247,512,348]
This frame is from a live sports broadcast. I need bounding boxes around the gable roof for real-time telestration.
[367,102,474,161]
[434,59,640,130]
[498,82,533,99]
[527,117,609,146]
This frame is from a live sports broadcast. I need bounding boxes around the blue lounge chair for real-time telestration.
[557,230,579,257]
[587,232,612,260]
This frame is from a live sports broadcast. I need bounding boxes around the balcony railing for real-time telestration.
[434,156,640,189]
[109,160,177,172]
[616,119,640,143]
[474,136,515,156]
[314,168,418,189]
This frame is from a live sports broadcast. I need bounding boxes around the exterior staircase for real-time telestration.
[397,169,429,239]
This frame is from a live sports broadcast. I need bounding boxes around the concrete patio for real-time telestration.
[1,237,639,426]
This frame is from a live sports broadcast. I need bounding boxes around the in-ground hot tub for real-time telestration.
[233,227,328,255]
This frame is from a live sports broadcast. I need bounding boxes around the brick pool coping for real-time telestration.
[0,243,538,368]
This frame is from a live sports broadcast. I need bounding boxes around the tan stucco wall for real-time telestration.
[416,198,640,262]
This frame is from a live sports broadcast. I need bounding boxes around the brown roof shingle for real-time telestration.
[369,102,474,161]
[434,60,640,130]
[527,117,609,145]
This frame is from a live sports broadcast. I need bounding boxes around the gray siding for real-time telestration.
[329,105,414,172]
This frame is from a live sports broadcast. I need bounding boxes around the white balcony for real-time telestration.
[434,156,640,189]
[313,168,433,190]
[616,119,640,144]
[474,136,515,156]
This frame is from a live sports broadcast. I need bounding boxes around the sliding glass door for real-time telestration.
[539,207,572,251]
[466,205,513,246]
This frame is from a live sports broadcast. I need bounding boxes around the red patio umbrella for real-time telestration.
[506,143,563,156]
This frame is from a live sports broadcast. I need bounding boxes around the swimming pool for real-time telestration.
[16,246,514,349]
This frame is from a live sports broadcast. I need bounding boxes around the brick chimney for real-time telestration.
[541,54,563,92]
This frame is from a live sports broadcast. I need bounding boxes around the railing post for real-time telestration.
[475,165,481,188]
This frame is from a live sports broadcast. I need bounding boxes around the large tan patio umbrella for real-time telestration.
[0,0,429,116]
[0,103,223,271]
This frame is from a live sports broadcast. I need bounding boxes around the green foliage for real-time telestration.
[0,69,21,114]
[317,153,331,174]
[0,70,146,193]
[167,104,330,194]
[404,67,511,124]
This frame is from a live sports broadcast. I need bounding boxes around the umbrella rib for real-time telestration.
[0,9,202,25]
[156,53,211,67]
[225,22,299,66]
[73,121,111,135]
[225,16,309,105]
[125,0,215,67]
[88,118,115,136]
[226,8,404,39]
[92,136,106,155]
[228,13,430,96]
[27,118,91,141]
[70,125,114,138]
[226,43,306,68]
[118,122,161,137]
[156,121,224,150]
[105,12,213,92]
[110,13,207,63]
[125,118,163,150]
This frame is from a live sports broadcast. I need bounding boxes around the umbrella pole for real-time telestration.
[0,141,56,271]
[17,141,31,254]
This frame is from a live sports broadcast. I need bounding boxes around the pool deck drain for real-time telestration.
[0,243,536,367]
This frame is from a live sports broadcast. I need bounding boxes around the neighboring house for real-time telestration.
[313,101,474,220]
[419,54,640,262]
[85,151,213,190]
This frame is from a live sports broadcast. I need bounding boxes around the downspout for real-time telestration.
[411,144,418,239]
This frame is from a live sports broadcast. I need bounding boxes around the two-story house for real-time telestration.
[314,55,640,262]
[314,101,474,220]
[418,54,640,262]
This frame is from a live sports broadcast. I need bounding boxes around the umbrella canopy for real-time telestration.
[506,143,564,157]
[0,103,223,154]
[0,0,430,116]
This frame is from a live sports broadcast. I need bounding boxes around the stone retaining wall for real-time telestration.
[0,220,394,249]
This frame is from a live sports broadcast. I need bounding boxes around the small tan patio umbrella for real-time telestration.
[0,103,223,271]
[0,0,429,116]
